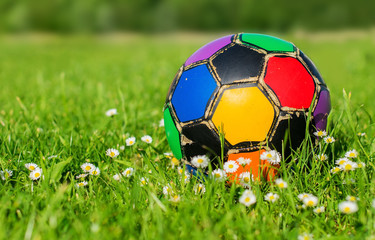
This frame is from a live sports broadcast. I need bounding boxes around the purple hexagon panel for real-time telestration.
[184,35,233,66]
[313,88,331,131]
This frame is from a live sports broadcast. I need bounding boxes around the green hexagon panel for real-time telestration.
[239,33,295,52]
[164,107,183,159]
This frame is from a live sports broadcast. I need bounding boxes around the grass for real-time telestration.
[0,32,375,239]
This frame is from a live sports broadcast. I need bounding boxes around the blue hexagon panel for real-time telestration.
[171,64,218,122]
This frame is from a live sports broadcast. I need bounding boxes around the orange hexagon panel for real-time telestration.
[226,150,279,182]
[212,85,275,146]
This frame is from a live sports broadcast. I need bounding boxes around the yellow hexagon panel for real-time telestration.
[212,86,275,145]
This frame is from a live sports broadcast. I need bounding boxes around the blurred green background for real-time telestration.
[1,0,374,33]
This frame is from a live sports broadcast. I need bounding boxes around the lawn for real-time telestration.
[0,31,375,240]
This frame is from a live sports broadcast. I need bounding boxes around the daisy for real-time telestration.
[330,166,341,174]
[237,157,251,167]
[126,137,136,146]
[211,169,227,182]
[90,167,100,176]
[313,130,327,137]
[119,145,125,151]
[223,160,239,173]
[357,132,366,137]
[29,168,43,180]
[106,148,119,158]
[25,163,38,171]
[76,181,88,188]
[338,201,358,214]
[345,149,358,158]
[0,169,13,180]
[81,163,96,173]
[298,193,312,201]
[164,152,173,159]
[182,172,191,183]
[177,166,184,175]
[303,195,318,207]
[159,119,165,127]
[340,161,358,171]
[141,135,153,144]
[239,172,253,188]
[194,183,206,195]
[323,136,335,144]
[239,190,256,207]
[346,195,359,202]
[275,178,288,189]
[113,173,122,181]
[260,150,281,165]
[313,206,325,214]
[264,192,279,203]
[335,158,348,166]
[122,167,134,177]
[75,174,88,179]
[191,155,209,169]
[170,195,181,203]
[316,154,328,161]
[170,157,180,168]
[105,108,118,117]
[357,162,366,168]
[298,233,313,240]
[140,177,148,186]
[163,185,173,196]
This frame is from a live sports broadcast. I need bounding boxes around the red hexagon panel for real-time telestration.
[264,56,315,109]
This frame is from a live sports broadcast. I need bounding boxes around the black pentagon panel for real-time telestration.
[181,123,228,159]
[270,112,313,158]
[211,44,265,84]
[299,51,326,86]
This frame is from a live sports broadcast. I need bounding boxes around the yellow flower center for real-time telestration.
[126,170,130,175]
[243,177,250,183]
[30,166,35,170]
[197,158,203,164]
[141,180,146,185]
[278,183,284,188]
[78,183,84,186]
[35,172,40,178]
[173,195,179,200]
[92,171,98,175]
[327,138,332,143]
[349,196,355,201]
[215,173,221,178]
[228,164,233,169]
[110,152,115,157]
[178,169,183,174]
[129,141,134,144]
[245,197,250,202]
[317,131,323,136]
[266,153,272,158]
[269,195,275,200]
[349,153,355,157]
[339,160,346,165]
[85,166,91,171]
[306,200,314,206]
[343,207,351,213]
[345,164,352,170]
[333,167,340,173]
[171,158,179,165]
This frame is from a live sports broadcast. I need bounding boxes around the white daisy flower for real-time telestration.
[140,177,148,186]
[170,194,181,203]
[298,193,312,201]
[90,167,100,176]
[239,190,256,207]
[180,171,191,183]
[159,119,165,127]
[346,195,359,202]
[338,201,358,214]
[25,163,38,171]
[141,135,153,144]
[330,166,341,174]
[177,166,184,175]
[357,162,366,168]
[163,185,173,196]
[105,108,118,117]
[239,172,253,188]
[298,233,314,240]
[122,167,134,177]
[223,160,239,173]
[29,168,43,180]
[113,173,122,181]
[75,174,88,179]
[313,130,327,138]
[316,154,328,161]
[313,206,325,214]
[303,195,318,207]
[106,148,119,158]
[170,157,180,168]
[76,181,88,188]
[340,161,358,171]
[236,157,251,167]
[191,155,209,169]
[345,149,358,158]
[194,183,206,195]
[164,152,173,158]
[264,192,279,203]
[357,132,366,137]
[126,137,136,146]
[81,163,96,173]
[323,136,335,144]
[211,169,227,182]
[119,145,125,151]
[0,169,13,180]
[260,150,281,165]
[275,178,288,189]
[335,158,348,166]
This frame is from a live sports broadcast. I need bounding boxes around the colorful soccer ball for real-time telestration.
[163,33,330,180]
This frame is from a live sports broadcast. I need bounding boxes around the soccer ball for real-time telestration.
[163,33,330,180]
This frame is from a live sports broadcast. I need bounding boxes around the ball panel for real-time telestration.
[171,64,219,122]
[184,35,233,66]
[212,85,275,145]
[182,122,226,158]
[211,44,265,84]
[164,107,183,159]
[264,56,315,109]
[240,33,295,52]
[313,87,331,131]
[299,50,326,85]
[227,150,278,181]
